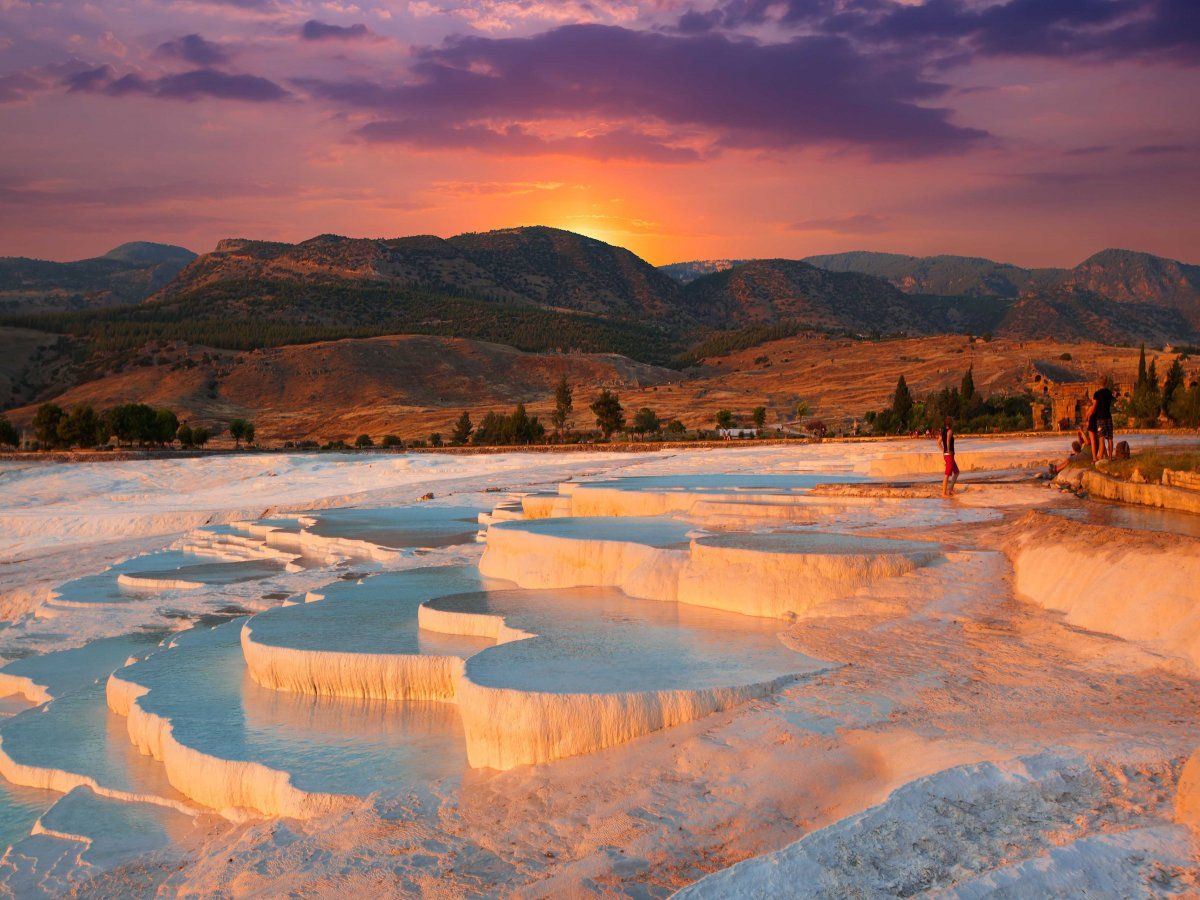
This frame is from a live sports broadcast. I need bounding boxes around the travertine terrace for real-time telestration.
[0,438,1197,895]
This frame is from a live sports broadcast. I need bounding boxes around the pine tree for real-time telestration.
[451,411,474,445]
[891,376,914,428]
[229,419,248,448]
[1162,357,1185,416]
[632,407,660,436]
[1136,344,1147,388]
[961,366,975,404]
[0,416,18,448]
[551,376,573,437]
[33,403,64,447]
[590,390,625,439]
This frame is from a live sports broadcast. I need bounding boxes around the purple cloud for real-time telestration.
[756,0,1196,65]
[0,72,44,104]
[301,20,372,41]
[64,65,114,93]
[156,34,231,66]
[300,24,987,159]
[71,67,289,102]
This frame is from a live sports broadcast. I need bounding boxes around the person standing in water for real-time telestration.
[938,415,959,498]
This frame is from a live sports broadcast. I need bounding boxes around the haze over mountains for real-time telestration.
[1,226,1197,429]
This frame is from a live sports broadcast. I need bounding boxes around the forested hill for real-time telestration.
[658,259,752,284]
[681,259,933,334]
[799,251,1061,298]
[799,248,1200,327]
[3,230,1197,410]
[0,242,196,313]
[162,228,688,325]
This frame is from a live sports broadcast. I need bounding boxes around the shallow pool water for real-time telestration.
[304,505,484,550]
[52,550,288,606]
[247,566,498,659]
[0,631,170,699]
[580,474,858,493]
[0,781,58,856]
[492,516,699,547]
[1046,501,1200,539]
[121,558,289,587]
[122,621,469,798]
[430,587,821,694]
[0,680,190,802]
[695,531,941,556]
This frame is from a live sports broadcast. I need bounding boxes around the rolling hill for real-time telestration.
[4,229,1199,425]
[799,250,1060,298]
[1065,249,1200,326]
[0,242,196,314]
[159,228,687,324]
[798,248,1200,328]
[681,259,932,334]
[3,334,676,441]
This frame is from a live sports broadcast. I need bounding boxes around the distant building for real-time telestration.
[718,428,758,439]
[1025,361,1130,431]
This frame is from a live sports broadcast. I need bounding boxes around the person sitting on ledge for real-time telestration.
[1049,439,1089,477]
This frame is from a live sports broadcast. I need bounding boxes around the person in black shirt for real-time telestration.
[1085,377,1115,461]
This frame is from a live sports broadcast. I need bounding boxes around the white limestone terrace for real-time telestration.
[241,566,502,703]
[0,631,169,706]
[1007,510,1200,671]
[522,475,1003,531]
[423,586,825,769]
[230,504,488,566]
[0,785,197,898]
[480,516,943,620]
[108,620,470,819]
[46,548,289,610]
[866,432,1198,478]
[676,751,1191,899]
[0,630,207,889]
[0,496,503,884]
[0,679,199,815]
[0,438,1197,894]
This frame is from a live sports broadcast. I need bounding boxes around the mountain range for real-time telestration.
[1,228,1197,420]
[0,242,196,314]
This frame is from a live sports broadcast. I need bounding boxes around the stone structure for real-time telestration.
[1026,361,1129,431]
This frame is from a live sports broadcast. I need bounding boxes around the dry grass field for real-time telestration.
[4,331,1191,443]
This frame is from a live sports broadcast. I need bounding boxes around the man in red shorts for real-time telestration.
[938,415,959,498]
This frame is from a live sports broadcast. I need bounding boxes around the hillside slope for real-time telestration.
[994,287,1195,344]
[802,251,1061,298]
[4,334,675,441]
[0,243,196,313]
[682,259,930,334]
[803,248,1200,327]
[659,259,752,284]
[1065,249,1200,326]
[157,227,687,324]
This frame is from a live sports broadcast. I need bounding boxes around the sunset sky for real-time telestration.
[1,0,1198,266]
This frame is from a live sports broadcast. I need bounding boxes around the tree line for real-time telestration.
[0,402,256,451]
[865,367,1033,435]
[1127,345,1200,427]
